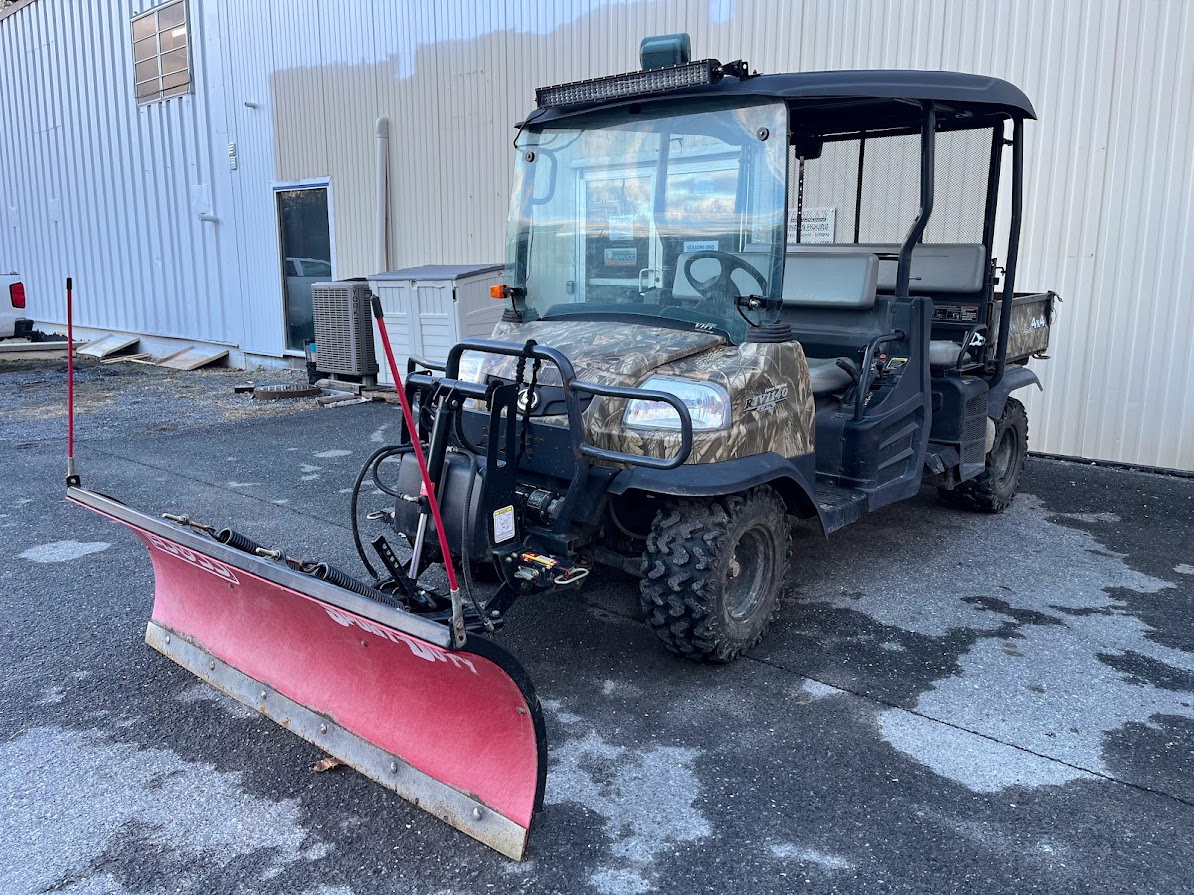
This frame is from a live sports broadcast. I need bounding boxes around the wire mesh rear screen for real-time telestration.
[789,128,994,245]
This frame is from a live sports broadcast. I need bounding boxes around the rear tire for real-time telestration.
[639,488,790,663]
[938,398,1028,513]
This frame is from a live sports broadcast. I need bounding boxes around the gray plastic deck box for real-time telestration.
[367,264,504,385]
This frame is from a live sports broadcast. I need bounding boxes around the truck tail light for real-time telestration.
[9,282,25,309]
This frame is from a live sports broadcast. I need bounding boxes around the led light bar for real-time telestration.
[536,59,724,109]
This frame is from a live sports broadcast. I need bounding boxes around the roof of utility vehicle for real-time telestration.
[530,69,1036,131]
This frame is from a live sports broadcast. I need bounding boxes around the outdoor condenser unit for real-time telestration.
[312,280,379,378]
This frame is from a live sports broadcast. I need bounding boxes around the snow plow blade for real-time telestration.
[68,487,546,860]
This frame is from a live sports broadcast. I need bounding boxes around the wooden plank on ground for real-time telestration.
[77,334,140,358]
[156,346,229,371]
[100,352,152,365]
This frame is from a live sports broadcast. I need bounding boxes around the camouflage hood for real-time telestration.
[480,319,725,386]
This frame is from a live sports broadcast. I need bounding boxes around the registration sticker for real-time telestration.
[493,505,516,544]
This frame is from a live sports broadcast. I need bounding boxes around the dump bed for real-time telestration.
[989,291,1056,362]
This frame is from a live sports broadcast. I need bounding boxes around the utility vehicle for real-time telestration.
[68,36,1054,859]
[387,36,1055,661]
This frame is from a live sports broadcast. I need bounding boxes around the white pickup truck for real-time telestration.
[1,273,34,340]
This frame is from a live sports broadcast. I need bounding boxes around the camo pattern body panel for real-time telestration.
[472,319,724,387]
[988,293,1054,362]
[480,320,814,466]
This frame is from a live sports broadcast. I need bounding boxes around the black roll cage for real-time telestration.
[518,75,1031,389]
[786,99,1027,390]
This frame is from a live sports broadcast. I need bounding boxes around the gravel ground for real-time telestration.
[0,356,318,446]
[1,358,1191,895]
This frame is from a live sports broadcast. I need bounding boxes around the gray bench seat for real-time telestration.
[807,357,854,395]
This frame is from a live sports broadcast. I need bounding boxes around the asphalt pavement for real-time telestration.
[1,361,1192,894]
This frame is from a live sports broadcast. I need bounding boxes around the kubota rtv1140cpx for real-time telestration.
[69,34,1055,859]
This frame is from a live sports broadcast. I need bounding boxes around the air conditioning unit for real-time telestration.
[312,280,378,378]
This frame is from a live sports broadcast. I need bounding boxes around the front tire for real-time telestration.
[639,488,790,663]
[939,398,1028,513]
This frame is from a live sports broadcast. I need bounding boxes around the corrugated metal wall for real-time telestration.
[1,0,1190,469]
[221,0,1194,469]
[0,0,237,346]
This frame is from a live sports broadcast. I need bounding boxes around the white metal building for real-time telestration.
[0,0,1191,471]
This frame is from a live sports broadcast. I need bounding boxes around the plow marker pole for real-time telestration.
[65,277,79,487]
[370,295,466,646]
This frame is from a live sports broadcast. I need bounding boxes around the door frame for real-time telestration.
[271,177,336,355]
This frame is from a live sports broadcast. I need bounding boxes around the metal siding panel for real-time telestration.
[0,0,231,344]
[2,0,1190,468]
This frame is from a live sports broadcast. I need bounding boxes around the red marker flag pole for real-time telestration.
[369,295,464,645]
[65,277,79,487]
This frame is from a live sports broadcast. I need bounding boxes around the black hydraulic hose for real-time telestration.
[350,444,414,580]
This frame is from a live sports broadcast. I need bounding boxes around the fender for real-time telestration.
[608,451,828,533]
[988,365,1041,418]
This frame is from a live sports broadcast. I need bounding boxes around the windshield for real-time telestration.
[504,97,788,343]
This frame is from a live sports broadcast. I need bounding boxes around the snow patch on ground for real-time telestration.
[176,681,256,719]
[0,727,328,894]
[1054,511,1121,524]
[314,449,352,459]
[849,493,1192,792]
[798,679,842,701]
[545,707,710,895]
[19,540,110,563]
[540,698,582,725]
[770,842,854,871]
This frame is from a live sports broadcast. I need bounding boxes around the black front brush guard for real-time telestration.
[403,338,693,587]
[412,338,694,470]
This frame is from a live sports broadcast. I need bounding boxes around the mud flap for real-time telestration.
[67,487,546,860]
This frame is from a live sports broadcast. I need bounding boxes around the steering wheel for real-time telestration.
[681,251,768,314]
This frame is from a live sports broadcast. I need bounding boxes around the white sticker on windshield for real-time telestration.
[683,240,718,253]
[608,214,635,241]
[493,505,516,544]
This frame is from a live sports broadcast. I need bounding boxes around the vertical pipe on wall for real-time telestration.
[375,117,390,273]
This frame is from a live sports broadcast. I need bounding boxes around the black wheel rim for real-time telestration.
[724,525,774,622]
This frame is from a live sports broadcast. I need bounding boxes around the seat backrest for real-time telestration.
[671,250,771,299]
[787,243,988,295]
[781,252,879,309]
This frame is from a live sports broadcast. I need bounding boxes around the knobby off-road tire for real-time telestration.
[639,487,791,663]
[939,397,1028,513]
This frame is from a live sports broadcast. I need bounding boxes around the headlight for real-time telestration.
[455,351,485,384]
[624,376,730,430]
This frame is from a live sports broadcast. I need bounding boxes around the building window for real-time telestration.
[132,2,191,104]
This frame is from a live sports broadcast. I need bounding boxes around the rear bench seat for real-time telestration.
[788,243,989,369]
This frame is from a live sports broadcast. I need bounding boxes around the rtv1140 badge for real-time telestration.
[745,384,789,414]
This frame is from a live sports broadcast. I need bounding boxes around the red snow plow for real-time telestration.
[64,488,546,859]
[64,256,547,858]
